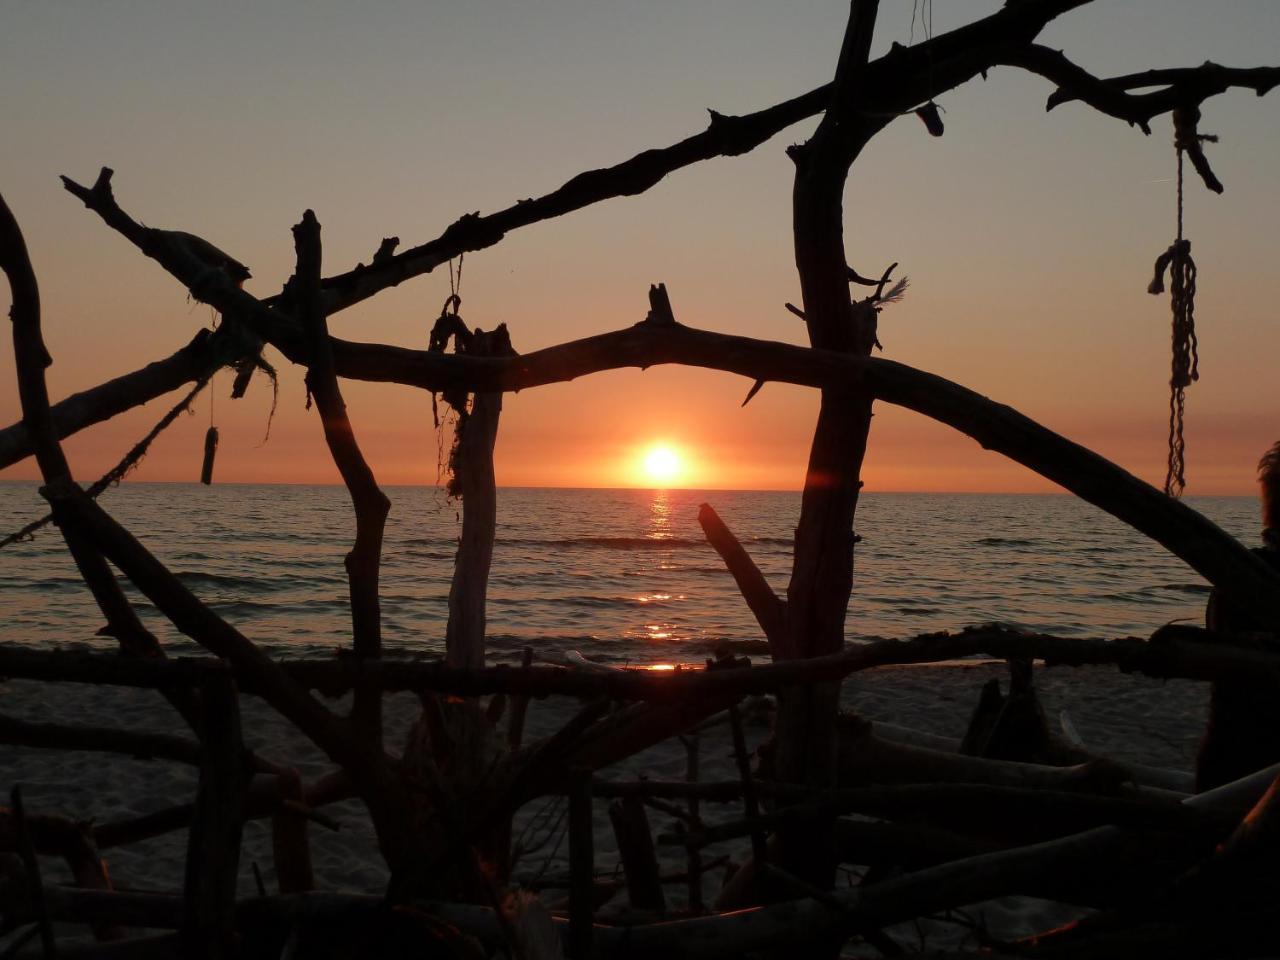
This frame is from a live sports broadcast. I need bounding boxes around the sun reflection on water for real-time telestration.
[648,489,672,538]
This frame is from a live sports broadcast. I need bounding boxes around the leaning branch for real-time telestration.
[697,503,785,656]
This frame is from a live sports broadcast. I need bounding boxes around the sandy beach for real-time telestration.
[0,657,1211,952]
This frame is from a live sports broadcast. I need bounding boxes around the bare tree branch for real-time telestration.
[293,209,390,750]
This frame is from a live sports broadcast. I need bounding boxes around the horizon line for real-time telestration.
[0,478,1254,498]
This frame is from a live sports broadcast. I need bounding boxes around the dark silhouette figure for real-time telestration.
[1196,441,1280,792]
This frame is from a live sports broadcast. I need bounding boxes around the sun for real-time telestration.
[641,443,684,486]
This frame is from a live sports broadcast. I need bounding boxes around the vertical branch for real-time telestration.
[294,210,391,748]
[445,326,514,669]
[182,669,245,959]
[778,0,884,893]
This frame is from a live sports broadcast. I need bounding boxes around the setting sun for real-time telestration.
[641,443,684,486]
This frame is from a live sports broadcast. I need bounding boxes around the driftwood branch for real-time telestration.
[0,712,203,765]
[293,208,389,748]
[51,3,1102,364]
[662,783,1226,853]
[444,325,513,670]
[314,318,1280,623]
[304,1,1093,318]
[5,625,1280,701]
[697,503,784,655]
[0,330,211,471]
[1008,45,1280,133]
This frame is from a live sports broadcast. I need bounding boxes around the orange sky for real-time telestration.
[2,2,1277,495]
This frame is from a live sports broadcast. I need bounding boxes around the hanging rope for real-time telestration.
[1148,110,1202,498]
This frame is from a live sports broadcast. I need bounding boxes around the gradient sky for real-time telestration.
[1,1,1277,493]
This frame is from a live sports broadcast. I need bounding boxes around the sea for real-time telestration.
[0,482,1261,664]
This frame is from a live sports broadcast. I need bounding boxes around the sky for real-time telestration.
[1,0,1277,494]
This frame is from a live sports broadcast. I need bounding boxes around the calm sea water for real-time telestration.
[0,482,1260,663]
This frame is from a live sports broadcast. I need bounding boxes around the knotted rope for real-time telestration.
[1148,111,1204,497]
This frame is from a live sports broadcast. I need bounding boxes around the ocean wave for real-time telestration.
[499,536,709,550]
[1155,583,1211,596]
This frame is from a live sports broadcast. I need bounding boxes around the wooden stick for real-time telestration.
[0,713,202,765]
[181,669,245,959]
[607,796,665,912]
[567,768,594,960]
[728,703,768,866]
[683,733,703,911]
[507,647,534,750]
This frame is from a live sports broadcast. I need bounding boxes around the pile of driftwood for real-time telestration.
[3,1,1280,956]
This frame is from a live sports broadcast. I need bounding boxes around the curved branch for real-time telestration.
[327,318,1280,620]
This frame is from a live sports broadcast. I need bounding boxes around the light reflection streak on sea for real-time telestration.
[0,483,1257,665]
